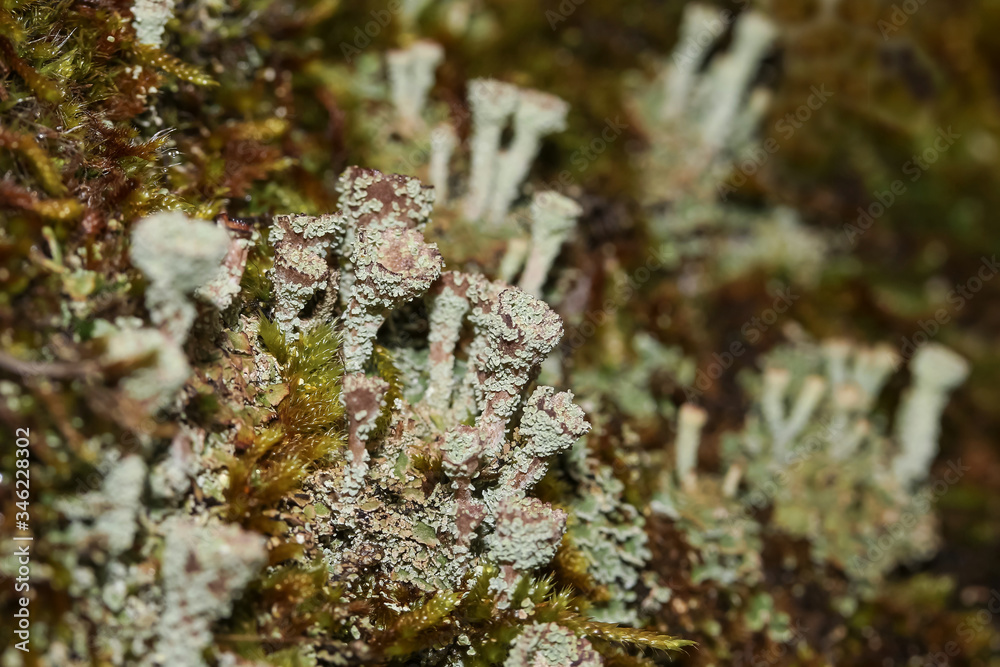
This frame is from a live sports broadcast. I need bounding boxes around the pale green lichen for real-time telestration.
[518,191,583,297]
[285,169,598,619]
[489,89,569,225]
[429,123,458,203]
[710,337,967,588]
[1,4,982,665]
[93,318,191,412]
[474,287,563,449]
[893,343,970,486]
[341,372,390,495]
[450,78,570,225]
[568,449,654,624]
[132,0,176,47]
[660,3,723,120]
[504,622,602,667]
[386,40,444,132]
[130,211,231,340]
[333,167,439,370]
[674,403,707,491]
[155,519,267,666]
[487,496,566,571]
[269,212,345,335]
[518,386,590,459]
[463,78,520,221]
[58,455,146,556]
[195,235,251,311]
[426,278,472,412]
[485,386,591,516]
[692,11,777,150]
[629,4,828,287]
[343,224,442,372]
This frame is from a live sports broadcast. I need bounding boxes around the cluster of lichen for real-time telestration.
[0,151,692,664]
[1,0,993,666]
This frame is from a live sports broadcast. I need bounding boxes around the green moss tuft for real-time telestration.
[226,320,345,531]
[370,343,402,439]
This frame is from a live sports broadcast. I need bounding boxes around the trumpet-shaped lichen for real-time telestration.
[130,211,231,340]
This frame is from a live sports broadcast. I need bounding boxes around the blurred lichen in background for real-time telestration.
[1,0,998,665]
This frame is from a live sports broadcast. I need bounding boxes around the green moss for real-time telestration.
[226,320,345,531]
[370,343,402,439]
